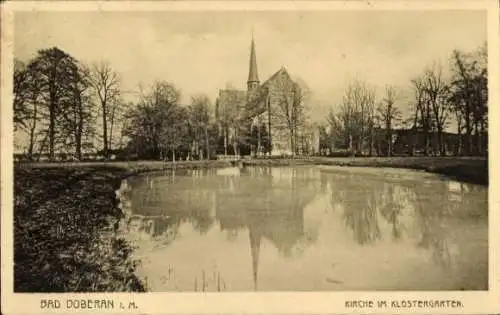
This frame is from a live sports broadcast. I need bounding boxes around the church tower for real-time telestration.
[247,37,260,97]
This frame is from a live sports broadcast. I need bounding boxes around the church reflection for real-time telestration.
[120,166,321,290]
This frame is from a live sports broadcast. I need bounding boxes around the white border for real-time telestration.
[1,1,499,314]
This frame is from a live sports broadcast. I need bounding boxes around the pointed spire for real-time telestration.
[247,36,259,85]
[249,226,261,291]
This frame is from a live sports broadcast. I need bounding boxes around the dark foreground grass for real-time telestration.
[13,156,487,292]
[14,166,144,292]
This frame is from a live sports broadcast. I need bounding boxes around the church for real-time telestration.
[215,37,319,157]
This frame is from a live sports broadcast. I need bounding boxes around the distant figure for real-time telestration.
[236,159,244,169]
[216,167,241,176]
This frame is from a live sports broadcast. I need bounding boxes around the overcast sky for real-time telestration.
[14,10,486,122]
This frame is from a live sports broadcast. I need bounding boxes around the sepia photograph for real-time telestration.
[1,0,498,314]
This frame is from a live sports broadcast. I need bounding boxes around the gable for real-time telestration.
[261,67,293,90]
[246,67,296,115]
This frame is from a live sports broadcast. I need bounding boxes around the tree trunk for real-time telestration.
[223,128,227,156]
[49,101,56,161]
[480,119,486,155]
[232,142,238,158]
[268,100,272,155]
[465,103,472,155]
[76,96,84,160]
[295,130,299,155]
[37,134,49,162]
[424,125,430,156]
[28,128,35,160]
[436,127,443,156]
[368,127,373,157]
[108,106,115,153]
[475,121,481,156]
[102,105,108,157]
[457,133,462,156]
[349,134,354,157]
[48,67,57,161]
[28,102,38,160]
[204,127,210,160]
[75,117,83,160]
[75,134,82,160]
[456,116,462,156]
[257,122,261,156]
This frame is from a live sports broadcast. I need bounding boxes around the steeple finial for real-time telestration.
[247,35,259,87]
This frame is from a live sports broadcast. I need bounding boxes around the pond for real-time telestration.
[118,165,488,291]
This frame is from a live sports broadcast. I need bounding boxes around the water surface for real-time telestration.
[119,166,488,291]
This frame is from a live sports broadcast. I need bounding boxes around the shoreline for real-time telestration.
[13,156,488,292]
[242,156,488,186]
[16,156,488,186]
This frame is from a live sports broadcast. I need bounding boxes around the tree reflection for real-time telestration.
[125,214,181,245]
[329,170,455,265]
[413,182,452,267]
[379,184,405,241]
[338,176,382,245]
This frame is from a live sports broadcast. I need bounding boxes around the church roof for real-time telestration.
[248,38,259,83]
[260,66,291,89]
[244,67,294,116]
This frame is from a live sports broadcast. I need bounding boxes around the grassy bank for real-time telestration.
[315,156,489,186]
[13,156,487,292]
[242,156,488,186]
[14,166,142,292]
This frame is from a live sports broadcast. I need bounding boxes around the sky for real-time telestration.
[14,10,487,123]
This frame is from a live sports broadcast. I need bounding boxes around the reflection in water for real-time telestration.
[119,166,488,291]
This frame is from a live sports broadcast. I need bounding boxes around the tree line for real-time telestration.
[14,47,124,160]
[323,43,487,157]
[14,47,228,161]
[14,44,487,161]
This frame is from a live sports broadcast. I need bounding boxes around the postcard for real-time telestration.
[1,0,498,314]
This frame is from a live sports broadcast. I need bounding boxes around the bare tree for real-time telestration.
[410,77,432,155]
[89,60,120,157]
[26,47,79,160]
[377,85,402,156]
[449,45,488,155]
[106,97,130,152]
[188,94,212,160]
[422,63,450,155]
[14,59,44,159]
[216,88,246,156]
[123,81,188,161]
[59,64,96,160]
[340,79,376,155]
[14,59,31,131]
[326,80,377,156]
